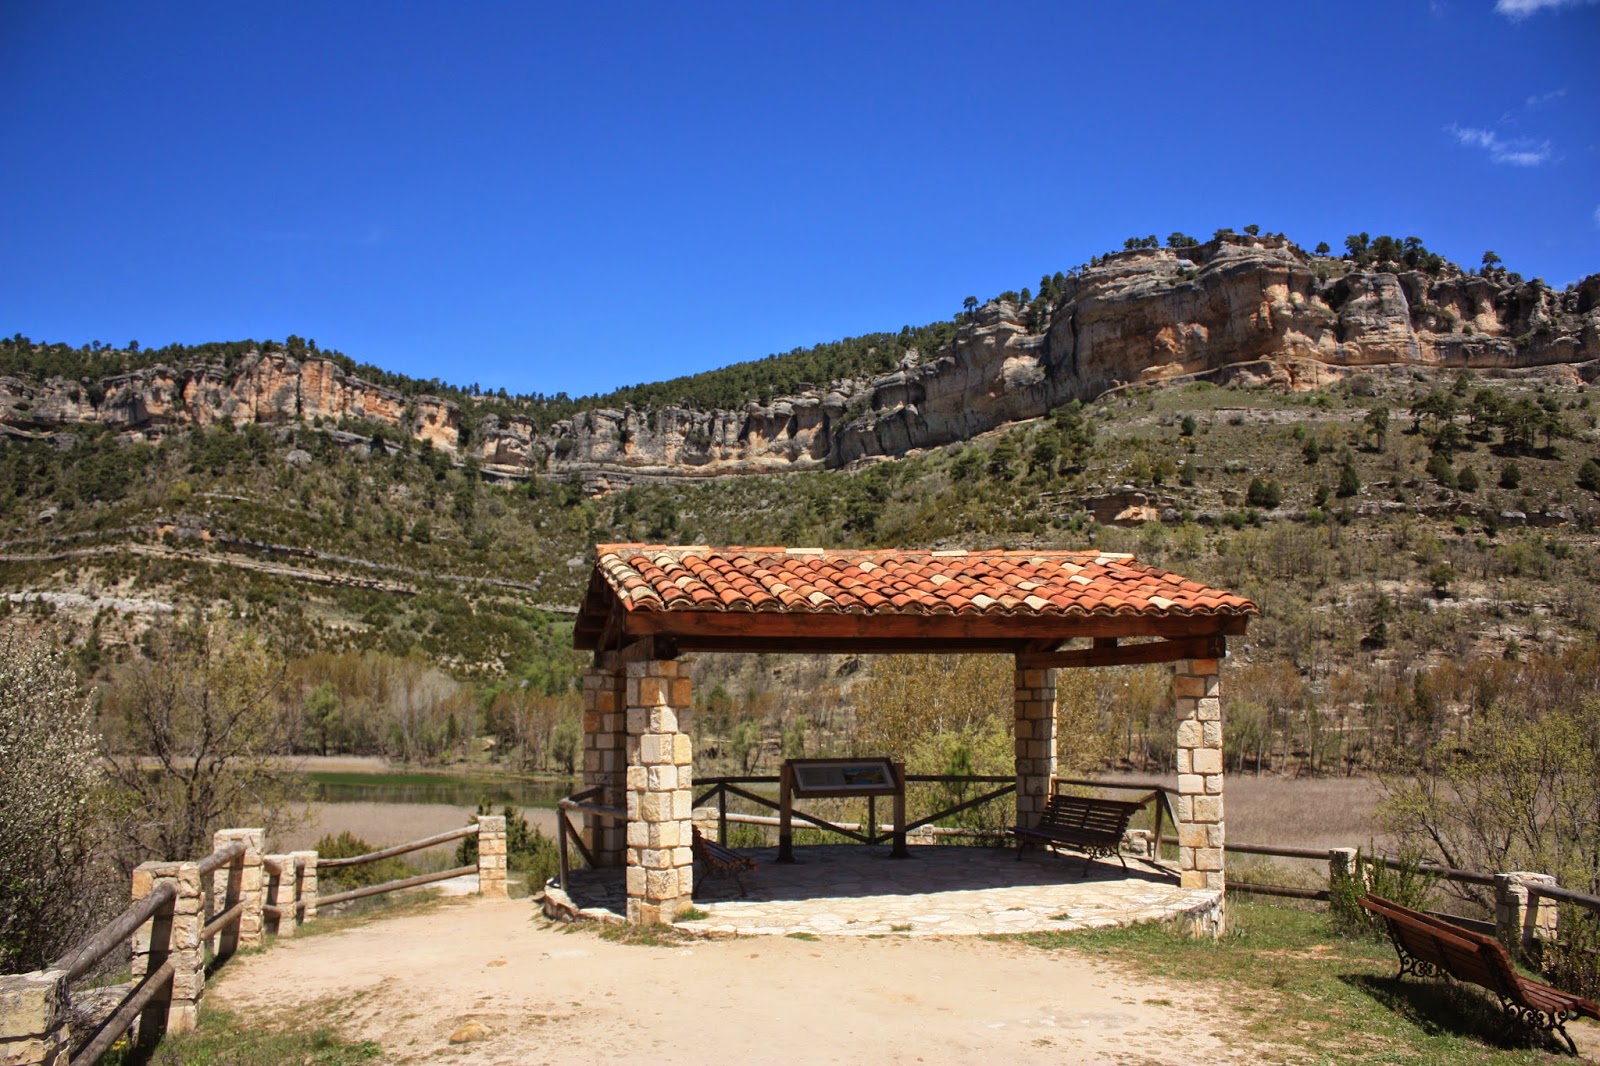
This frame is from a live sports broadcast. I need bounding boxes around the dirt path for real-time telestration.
[208,897,1270,1065]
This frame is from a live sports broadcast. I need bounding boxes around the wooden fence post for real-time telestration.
[0,969,71,1065]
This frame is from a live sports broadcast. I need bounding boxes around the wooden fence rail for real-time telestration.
[2,817,507,1065]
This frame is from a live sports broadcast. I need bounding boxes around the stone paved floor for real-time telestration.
[563,844,1221,936]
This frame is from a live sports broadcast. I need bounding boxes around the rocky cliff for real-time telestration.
[5,235,1597,480]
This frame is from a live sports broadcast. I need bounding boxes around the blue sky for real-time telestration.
[2,1,1596,399]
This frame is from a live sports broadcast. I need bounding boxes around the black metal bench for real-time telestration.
[1009,794,1145,875]
[1362,894,1599,1055]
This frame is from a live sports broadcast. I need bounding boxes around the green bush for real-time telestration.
[1543,907,1600,1000]
[457,802,563,889]
[314,831,413,891]
[1329,848,1436,940]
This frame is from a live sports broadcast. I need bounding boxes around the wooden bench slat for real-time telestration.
[1010,795,1145,876]
[1361,893,1600,1055]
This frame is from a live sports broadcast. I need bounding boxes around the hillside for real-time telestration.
[2,229,1599,779]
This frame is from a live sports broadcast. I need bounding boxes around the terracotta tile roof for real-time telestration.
[592,544,1257,621]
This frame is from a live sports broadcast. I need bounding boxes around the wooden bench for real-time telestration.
[691,827,756,897]
[1362,894,1599,1055]
[1009,794,1145,875]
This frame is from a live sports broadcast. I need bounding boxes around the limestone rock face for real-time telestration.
[533,236,1598,476]
[3,238,1596,480]
[0,352,460,450]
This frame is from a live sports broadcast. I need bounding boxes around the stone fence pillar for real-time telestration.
[292,850,319,921]
[131,859,205,1039]
[1328,847,1368,895]
[263,855,303,937]
[210,829,264,957]
[0,969,70,1065]
[1495,871,1559,960]
[475,815,508,898]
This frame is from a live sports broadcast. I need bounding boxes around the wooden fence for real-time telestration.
[0,816,506,1066]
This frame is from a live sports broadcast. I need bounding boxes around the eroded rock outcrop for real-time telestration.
[4,237,1596,479]
[1,352,461,451]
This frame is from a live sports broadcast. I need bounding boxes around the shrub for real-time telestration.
[1499,462,1522,490]
[1456,466,1479,493]
[0,629,116,971]
[315,831,412,890]
[1329,848,1437,940]
[1246,477,1283,509]
[1578,458,1600,493]
[457,802,562,890]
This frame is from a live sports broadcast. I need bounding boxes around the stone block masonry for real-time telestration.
[581,653,627,867]
[130,859,205,1039]
[210,829,264,957]
[1172,658,1226,926]
[475,815,508,898]
[0,970,70,1066]
[624,658,694,924]
[1013,666,1057,824]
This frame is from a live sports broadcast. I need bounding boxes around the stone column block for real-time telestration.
[582,655,628,867]
[1012,664,1057,824]
[0,969,70,1066]
[475,815,509,898]
[210,828,264,956]
[624,658,694,924]
[1172,658,1226,933]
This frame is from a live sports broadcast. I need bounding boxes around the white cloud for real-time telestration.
[1593,205,1600,229]
[1495,0,1599,18]
[1525,88,1567,107]
[1447,124,1552,166]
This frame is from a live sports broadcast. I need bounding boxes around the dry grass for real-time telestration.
[1223,776,1388,852]
[276,802,560,855]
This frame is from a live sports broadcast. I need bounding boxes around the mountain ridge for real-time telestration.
[5,234,1597,484]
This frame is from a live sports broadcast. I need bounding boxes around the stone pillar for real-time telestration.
[131,859,205,1038]
[1172,658,1225,915]
[582,653,627,867]
[1495,872,1559,960]
[0,969,70,1065]
[263,856,301,937]
[1328,847,1367,895]
[1013,664,1058,824]
[624,658,694,924]
[291,850,318,922]
[210,829,264,956]
[476,814,508,898]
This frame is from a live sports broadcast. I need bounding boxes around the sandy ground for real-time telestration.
[208,897,1270,1066]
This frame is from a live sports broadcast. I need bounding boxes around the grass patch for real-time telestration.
[889,923,912,933]
[106,1007,381,1065]
[996,900,1579,1064]
[785,931,820,941]
[675,905,709,922]
[596,922,694,947]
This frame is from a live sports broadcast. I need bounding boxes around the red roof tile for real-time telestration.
[592,544,1257,621]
